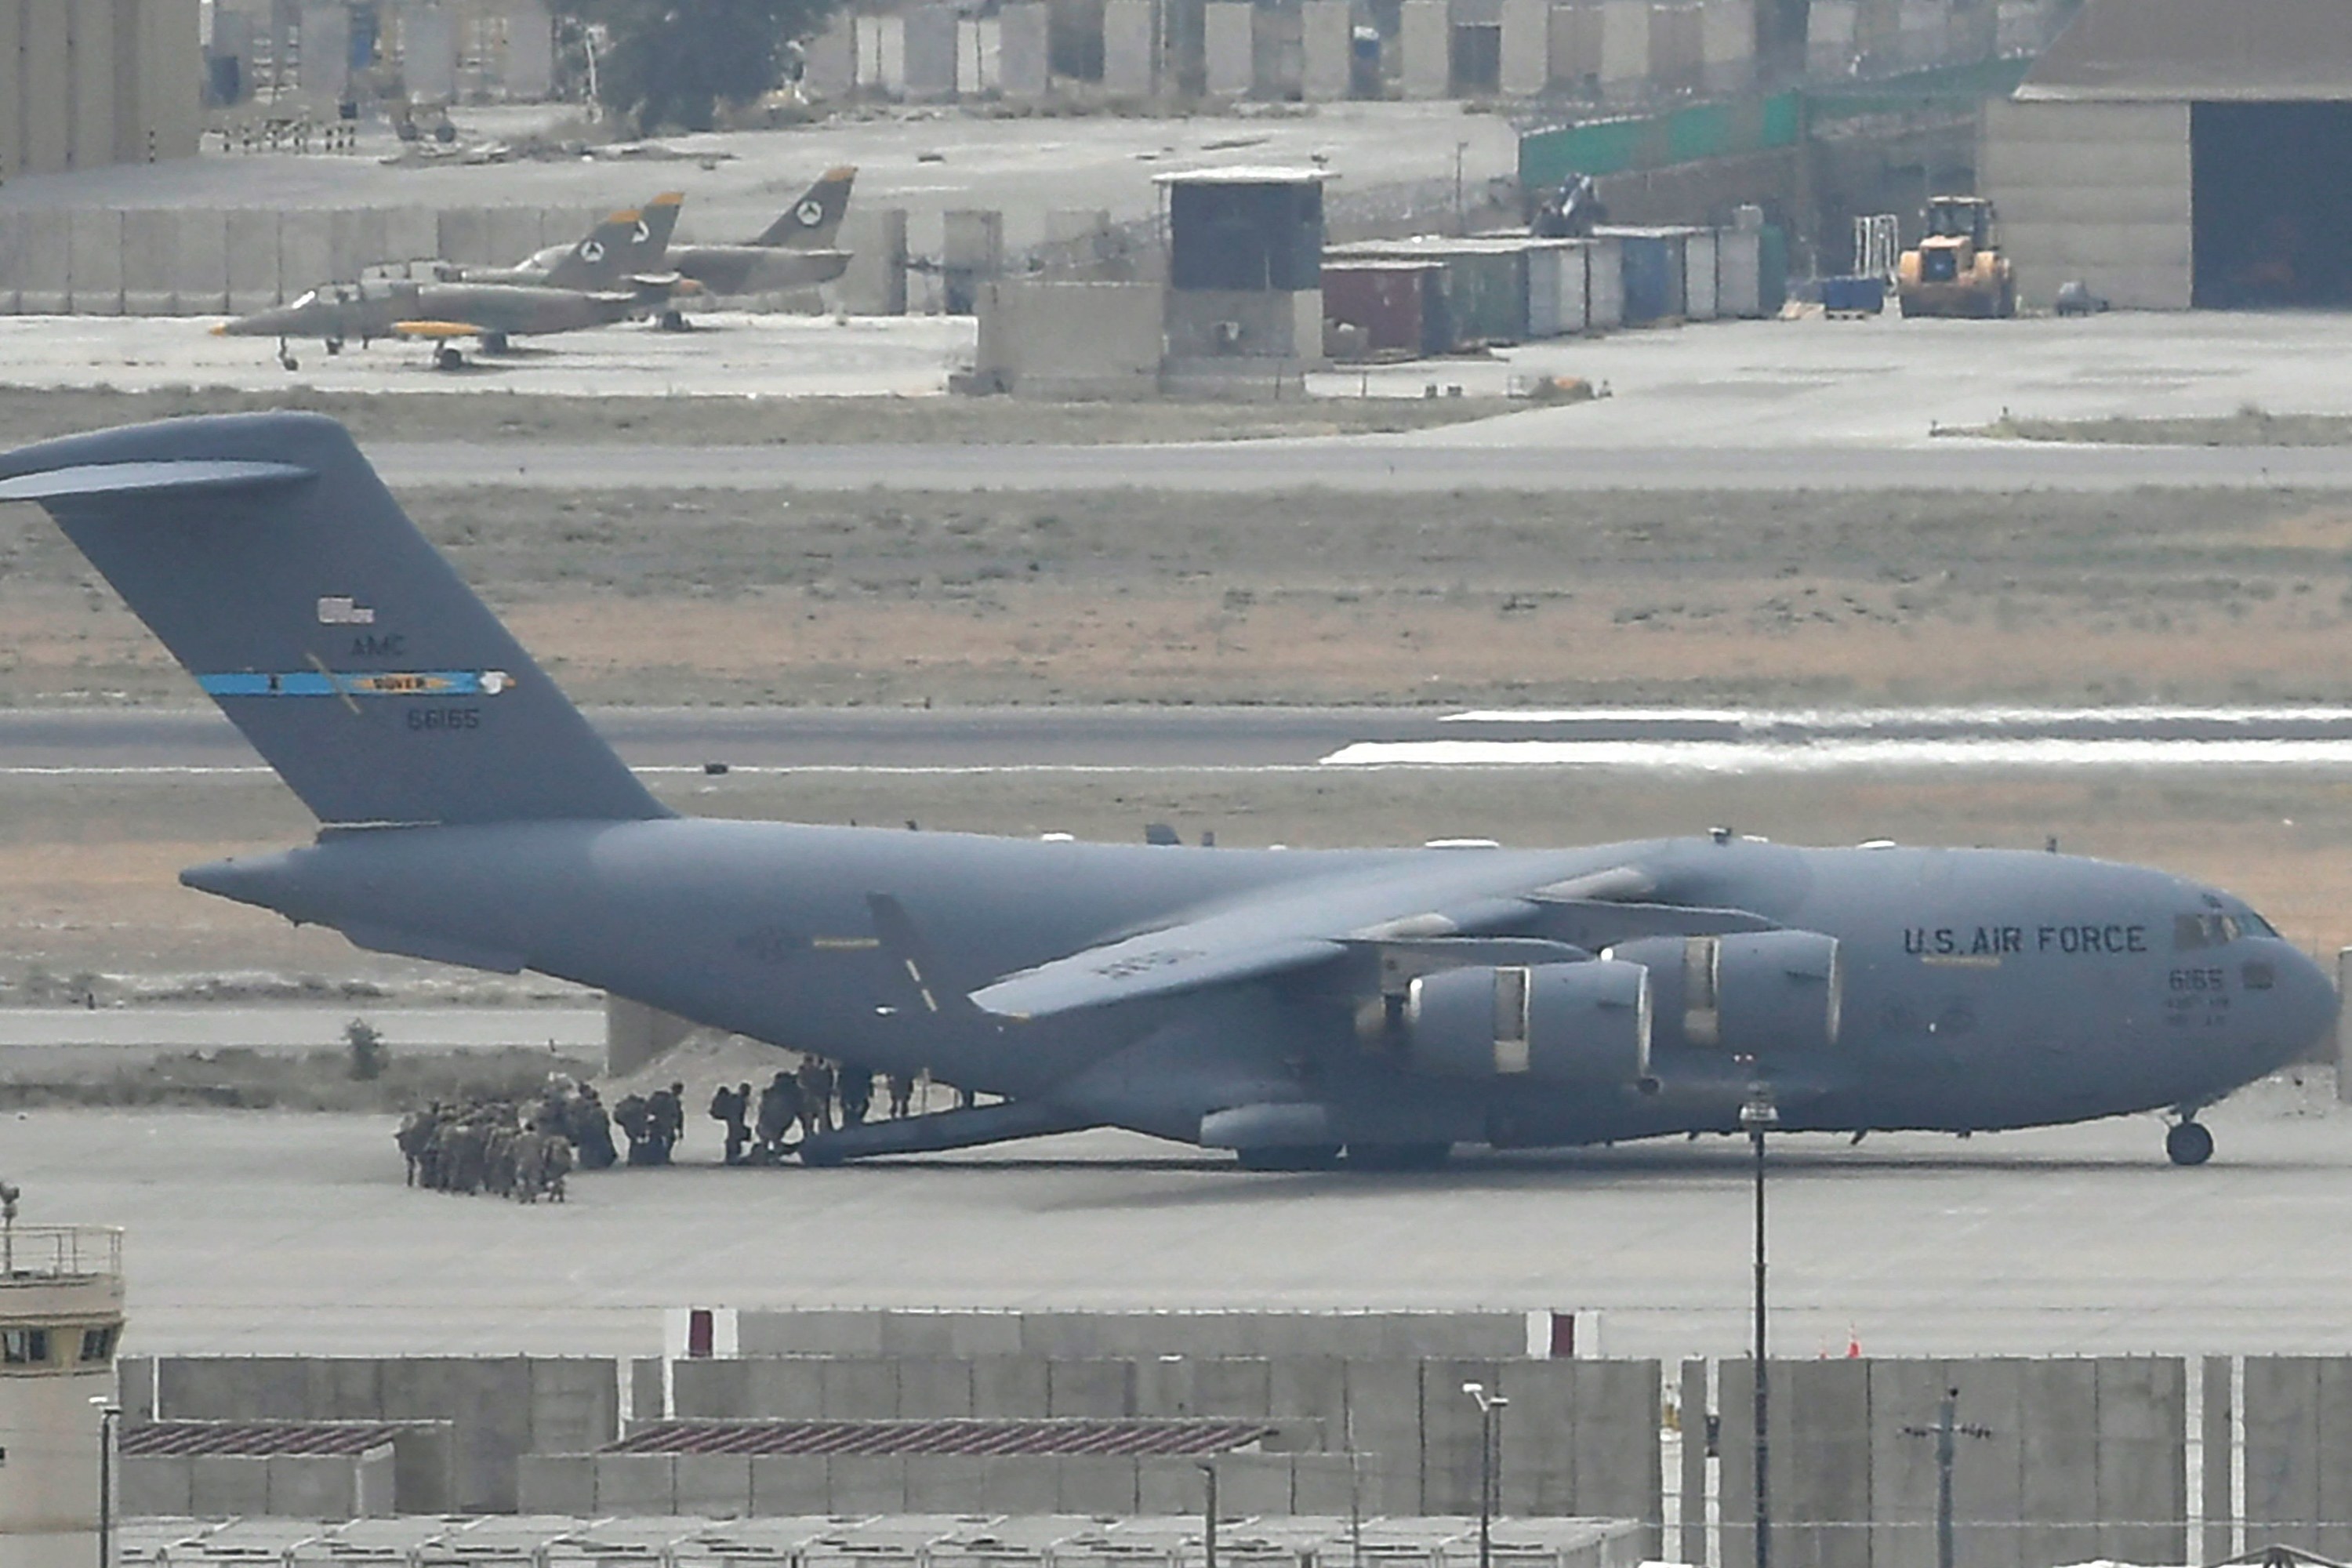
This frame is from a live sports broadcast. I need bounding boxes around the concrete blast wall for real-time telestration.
[150,1356,615,1514]
[0,205,606,317]
[125,1348,2352,1537]
[1715,1357,2187,1568]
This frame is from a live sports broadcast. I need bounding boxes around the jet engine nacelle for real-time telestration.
[1603,930,1842,1056]
[1404,959,1651,1084]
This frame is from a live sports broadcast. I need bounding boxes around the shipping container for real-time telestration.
[1716,227,1762,318]
[1601,227,1689,324]
[1685,229,1719,320]
[1584,234,1624,328]
[1321,260,1447,355]
[1525,245,1564,338]
[1325,237,1530,347]
[1530,238,1592,335]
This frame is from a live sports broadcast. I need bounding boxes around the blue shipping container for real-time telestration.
[1607,230,1688,325]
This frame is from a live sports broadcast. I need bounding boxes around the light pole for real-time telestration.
[1462,1381,1508,1568]
[1199,1461,1218,1568]
[1739,1091,1779,1568]
[89,1397,120,1568]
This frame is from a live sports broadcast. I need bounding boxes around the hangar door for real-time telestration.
[2194,103,2352,307]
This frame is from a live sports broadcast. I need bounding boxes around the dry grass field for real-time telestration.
[0,387,1512,448]
[10,481,2352,708]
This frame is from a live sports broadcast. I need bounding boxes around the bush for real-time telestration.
[344,1018,389,1082]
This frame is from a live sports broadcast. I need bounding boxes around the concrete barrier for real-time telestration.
[278,209,335,295]
[169,209,233,316]
[190,1454,271,1515]
[226,209,281,310]
[153,1355,613,1515]
[438,208,498,267]
[2243,1356,2352,1561]
[329,209,389,284]
[67,209,125,315]
[122,209,180,314]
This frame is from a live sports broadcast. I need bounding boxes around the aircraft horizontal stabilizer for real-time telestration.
[0,458,310,503]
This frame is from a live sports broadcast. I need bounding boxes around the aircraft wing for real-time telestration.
[967,861,1661,1021]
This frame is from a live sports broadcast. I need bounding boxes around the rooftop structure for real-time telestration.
[2,1217,127,1568]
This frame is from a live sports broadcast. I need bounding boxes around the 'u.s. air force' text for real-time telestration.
[1904,923,2149,957]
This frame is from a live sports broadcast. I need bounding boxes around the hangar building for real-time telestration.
[0,0,203,181]
[1984,0,2352,310]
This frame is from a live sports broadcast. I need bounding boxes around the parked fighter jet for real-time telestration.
[666,167,857,302]
[1,414,2335,1171]
[214,275,696,370]
[433,191,684,289]
[215,199,692,370]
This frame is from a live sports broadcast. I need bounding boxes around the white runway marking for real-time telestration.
[1317,739,2352,771]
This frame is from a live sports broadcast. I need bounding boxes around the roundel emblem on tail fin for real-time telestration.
[797,198,826,226]
[579,239,607,264]
[632,220,652,244]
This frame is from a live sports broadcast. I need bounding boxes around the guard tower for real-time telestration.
[0,1186,126,1568]
[1156,166,1334,396]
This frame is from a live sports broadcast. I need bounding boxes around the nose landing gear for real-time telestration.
[2165,1119,2214,1167]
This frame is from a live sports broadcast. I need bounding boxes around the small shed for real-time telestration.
[1321,259,1451,355]
[1156,165,1336,384]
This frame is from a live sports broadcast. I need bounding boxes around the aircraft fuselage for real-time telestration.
[185,824,2332,1152]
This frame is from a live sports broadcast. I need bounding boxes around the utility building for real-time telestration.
[0,0,202,181]
[1984,0,2352,310]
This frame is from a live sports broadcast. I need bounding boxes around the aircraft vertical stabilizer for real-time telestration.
[0,414,670,828]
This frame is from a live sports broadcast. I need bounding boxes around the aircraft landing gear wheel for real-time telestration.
[278,351,299,371]
[434,345,465,372]
[1346,1142,1451,1171]
[1236,1145,1342,1172]
[2166,1120,2214,1167]
[325,338,343,356]
[481,332,510,355]
[661,308,689,332]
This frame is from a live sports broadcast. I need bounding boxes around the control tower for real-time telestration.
[0,1186,126,1568]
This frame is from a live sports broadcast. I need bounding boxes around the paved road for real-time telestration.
[18,705,2352,774]
[368,437,2352,492]
[20,1077,2352,1356]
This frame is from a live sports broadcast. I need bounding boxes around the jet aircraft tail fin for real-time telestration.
[754,168,856,249]
[543,192,684,289]
[0,413,670,829]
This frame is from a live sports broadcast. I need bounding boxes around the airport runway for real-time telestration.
[20,705,2352,775]
[368,437,2352,492]
[19,1076,2352,1358]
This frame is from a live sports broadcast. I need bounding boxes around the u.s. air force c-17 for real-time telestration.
[214,194,691,371]
[0,414,2333,1171]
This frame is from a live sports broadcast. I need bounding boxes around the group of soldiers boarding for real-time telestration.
[396,1057,943,1189]
[704,1059,925,1165]
[394,1083,607,1202]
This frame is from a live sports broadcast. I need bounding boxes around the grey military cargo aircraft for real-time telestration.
[0,414,2333,1171]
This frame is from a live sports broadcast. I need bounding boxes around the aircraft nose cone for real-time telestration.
[2266,942,2338,1069]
